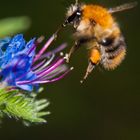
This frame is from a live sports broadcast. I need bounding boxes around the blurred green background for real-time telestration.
[0,0,140,140]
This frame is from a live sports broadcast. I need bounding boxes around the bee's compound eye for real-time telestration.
[100,38,114,46]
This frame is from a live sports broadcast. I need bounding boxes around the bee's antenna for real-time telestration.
[53,23,66,39]
[53,0,80,39]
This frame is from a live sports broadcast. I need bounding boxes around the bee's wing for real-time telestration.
[109,1,137,13]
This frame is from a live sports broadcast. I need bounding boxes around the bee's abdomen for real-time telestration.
[100,35,126,70]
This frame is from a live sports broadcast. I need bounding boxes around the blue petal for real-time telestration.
[16,84,33,91]
[1,54,32,77]
[26,38,36,49]
[12,54,32,72]
[0,49,3,56]
[6,34,25,54]
[0,52,12,68]
[21,38,36,58]
[1,68,16,86]
[0,37,11,53]
[0,34,40,91]
[17,71,37,83]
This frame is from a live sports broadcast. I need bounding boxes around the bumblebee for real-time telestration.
[55,0,137,82]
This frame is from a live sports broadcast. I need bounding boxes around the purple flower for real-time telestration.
[0,34,72,91]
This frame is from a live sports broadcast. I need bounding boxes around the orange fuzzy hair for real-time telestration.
[82,5,114,28]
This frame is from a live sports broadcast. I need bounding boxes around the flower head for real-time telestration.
[0,34,71,91]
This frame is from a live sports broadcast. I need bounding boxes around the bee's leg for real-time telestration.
[65,41,81,63]
[80,61,96,83]
[81,49,101,83]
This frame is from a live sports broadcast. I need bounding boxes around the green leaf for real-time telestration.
[0,88,50,125]
[0,16,31,37]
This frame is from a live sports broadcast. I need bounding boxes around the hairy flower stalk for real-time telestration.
[0,34,72,124]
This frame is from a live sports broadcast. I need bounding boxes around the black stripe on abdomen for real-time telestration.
[101,35,126,59]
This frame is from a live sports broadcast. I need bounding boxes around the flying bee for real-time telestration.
[55,0,137,82]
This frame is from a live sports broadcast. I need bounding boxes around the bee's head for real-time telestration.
[63,1,82,28]
[54,1,82,36]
